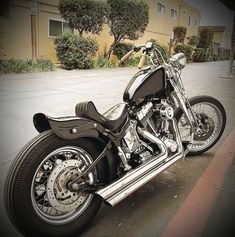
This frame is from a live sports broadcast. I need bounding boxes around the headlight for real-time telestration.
[170,52,186,69]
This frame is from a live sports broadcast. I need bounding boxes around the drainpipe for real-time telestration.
[178,4,182,27]
[31,0,38,61]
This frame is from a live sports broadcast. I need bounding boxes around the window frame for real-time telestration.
[157,2,166,15]
[48,18,74,38]
[170,8,178,20]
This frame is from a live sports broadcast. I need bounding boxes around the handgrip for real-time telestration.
[138,52,147,69]
[120,50,134,63]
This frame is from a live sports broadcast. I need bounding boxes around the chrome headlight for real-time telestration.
[170,52,186,69]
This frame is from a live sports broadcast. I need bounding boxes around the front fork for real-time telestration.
[172,90,198,143]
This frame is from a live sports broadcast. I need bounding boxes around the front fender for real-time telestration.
[33,113,105,140]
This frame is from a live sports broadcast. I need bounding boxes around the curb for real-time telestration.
[160,129,235,237]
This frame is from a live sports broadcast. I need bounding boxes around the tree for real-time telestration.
[58,0,108,37]
[197,28,214,50]
[172,26,187,44]
[187,35,199,47]
[168,26,187,56]
[106,0,149,58]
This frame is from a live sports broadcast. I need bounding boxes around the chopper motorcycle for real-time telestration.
[4,41,226,237]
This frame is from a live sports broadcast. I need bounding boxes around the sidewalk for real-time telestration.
[161,129,235,237]
[203,159,235,237]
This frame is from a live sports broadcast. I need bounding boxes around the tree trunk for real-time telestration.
[107,41,117,60]
[78,30,83,37]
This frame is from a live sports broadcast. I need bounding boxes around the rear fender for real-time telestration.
[33,113,104,140]
[33,113,120,182]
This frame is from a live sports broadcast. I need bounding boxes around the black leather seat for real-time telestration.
[75,101,128,131]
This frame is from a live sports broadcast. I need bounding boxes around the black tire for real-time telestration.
[4,130,109,237]
[175,95,226,156]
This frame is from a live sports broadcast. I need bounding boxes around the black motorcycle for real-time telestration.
[5,41,226,237]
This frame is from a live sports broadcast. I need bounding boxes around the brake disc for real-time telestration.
[46,159,91,212]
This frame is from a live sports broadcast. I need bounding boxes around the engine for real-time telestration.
[121,101,178,168]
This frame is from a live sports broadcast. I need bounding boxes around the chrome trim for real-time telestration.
[117,146,132,171]
[172,89,194,129]
[96,119,184,206]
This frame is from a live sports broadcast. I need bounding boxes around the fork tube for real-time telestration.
[173,91,195,129]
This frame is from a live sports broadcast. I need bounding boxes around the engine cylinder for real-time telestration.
[160,106,174,120]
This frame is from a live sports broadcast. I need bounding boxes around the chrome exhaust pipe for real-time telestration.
[106,151,183,206]
[96,119,184,206]
[96,131,168,203]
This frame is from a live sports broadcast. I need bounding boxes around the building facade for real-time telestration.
[133,0,201,46]
[0,0,201,62]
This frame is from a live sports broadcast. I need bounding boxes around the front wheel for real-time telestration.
[176,95,226,156]
[4,131,109,237]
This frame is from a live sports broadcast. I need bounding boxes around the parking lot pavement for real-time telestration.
[0,60,234,237]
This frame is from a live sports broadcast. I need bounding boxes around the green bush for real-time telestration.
[174,44,194,62]
[35,59,55,71]
[55,33,98,69]
[94,56,116,68]
[126,56,141,66]
[149,39,168,61]
[187,35,199,47]
[207,56,213,62]
[0,58,54,73]
[197,28,213,50]
[112,42,133,60]
[192,48,206,62]
[212,54,219,61]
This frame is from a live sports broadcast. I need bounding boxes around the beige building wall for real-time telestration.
[38,2,62,62]
[0,0,32,59]
[0,0,201,62]
[133,0,201,46]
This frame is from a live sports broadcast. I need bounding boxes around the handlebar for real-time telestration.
[119,42,169,70]
[138,52,147,69]
[120,50,134,63]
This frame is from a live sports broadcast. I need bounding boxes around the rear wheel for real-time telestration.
[176,96,226,156]
[5,131,108,237]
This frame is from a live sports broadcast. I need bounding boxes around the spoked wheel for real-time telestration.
[176,96,226,155]
[5,131,108,237]
[31,146,96,225]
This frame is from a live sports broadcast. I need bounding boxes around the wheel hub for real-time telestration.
[195,115,215,141]
[46,160,90,212]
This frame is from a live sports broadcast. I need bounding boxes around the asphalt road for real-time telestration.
[0,61,234,237]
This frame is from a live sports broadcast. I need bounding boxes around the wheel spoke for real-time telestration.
[31,146,95,225]
[178,101,223,153]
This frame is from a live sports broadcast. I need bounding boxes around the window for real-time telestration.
[48,19,73,37]
[157,2,165,15]
[188,15,192,27]
[171,9,177,19]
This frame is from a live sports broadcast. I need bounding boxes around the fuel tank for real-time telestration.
[123,66,166,102]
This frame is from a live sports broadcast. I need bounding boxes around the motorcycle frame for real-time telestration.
[33,45,198,187]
